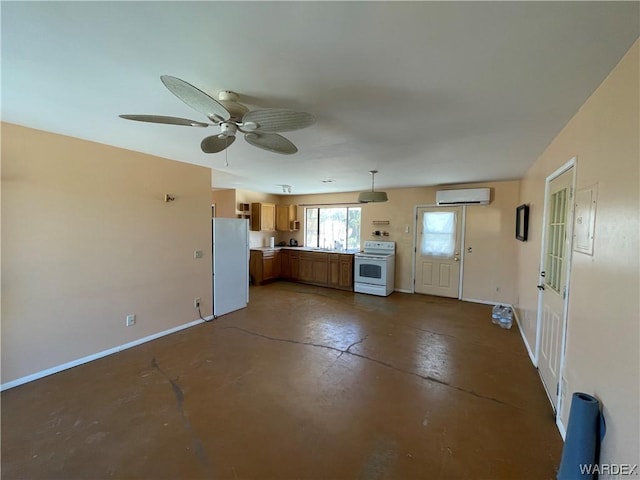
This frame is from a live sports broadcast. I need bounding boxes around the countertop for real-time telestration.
[251,246,361,255]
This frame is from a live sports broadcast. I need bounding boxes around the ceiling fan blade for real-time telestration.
[242,109,315,133]
[244,132,298,155]
[201,135,235,154]
[119,114,209,127]
[160,75,230,122]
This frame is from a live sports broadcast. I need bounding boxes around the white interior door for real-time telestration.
[414,206,462,298]
[538,167,573,410]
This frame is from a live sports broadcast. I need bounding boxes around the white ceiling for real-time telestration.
[2,2,638,195]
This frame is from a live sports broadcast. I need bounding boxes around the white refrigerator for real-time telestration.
[212,218,249,317]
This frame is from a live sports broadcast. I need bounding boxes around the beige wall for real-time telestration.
[516,41,639,464]
[1,123,213,385]
[235,189,281,248]
[287,181,520,299]
[211,188,236,218]
[209,187,291,248]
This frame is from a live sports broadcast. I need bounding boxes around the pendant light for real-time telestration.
[358,170,388,203]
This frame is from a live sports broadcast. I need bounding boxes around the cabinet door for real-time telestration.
[261,204,276,231]
[250,203,276,231]
[298,254,314,282]
[249,250,264,285]
[250,203,261,231]
[329,255,340,287]
[312,254,329,285]
[288,205,298,231]
[276,205,290,231]
[280,250,291,278]
[263,255,276,280]
[290,253,299,280]
[339,255,354,289]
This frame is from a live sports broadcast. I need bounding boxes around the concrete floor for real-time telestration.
[2,283,562,479]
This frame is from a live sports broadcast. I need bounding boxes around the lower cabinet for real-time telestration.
[251,249,352,290]
[339,255,354,289]
[250,249,280,285]
[279,250,300,281]
[298,253,314,283]
[280,249,291,278]
[290,252,299,280]
[329,254,353,290]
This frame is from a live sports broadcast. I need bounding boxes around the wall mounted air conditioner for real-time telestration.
[436,188,490,206]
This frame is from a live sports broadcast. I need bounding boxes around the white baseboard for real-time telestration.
[461,297,498,305]
[0,315,214,391]
[512,306,536,366]
[556,416,567,441]
[394,288,413,294]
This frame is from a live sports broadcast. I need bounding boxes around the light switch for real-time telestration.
[194,250,203,259]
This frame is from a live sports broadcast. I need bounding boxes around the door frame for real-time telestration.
[411,204,466,298]
[535,157,576,438]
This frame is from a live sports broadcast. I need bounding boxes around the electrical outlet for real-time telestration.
[126,314,136,327]
[194,297,201,309]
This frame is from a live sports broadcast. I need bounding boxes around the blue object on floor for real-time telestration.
[557,392,606,480]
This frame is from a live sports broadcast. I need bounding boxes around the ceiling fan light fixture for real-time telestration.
[219,122,237,137]
[121,76,315,155]
[358,170,388,203]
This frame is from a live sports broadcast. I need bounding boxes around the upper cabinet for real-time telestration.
[250,203,276,231]
[237,202,251,220]
[276,204,300,232]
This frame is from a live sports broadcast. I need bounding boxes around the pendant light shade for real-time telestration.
[358,170,388,203]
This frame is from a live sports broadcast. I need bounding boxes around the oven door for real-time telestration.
[354,255,387,286]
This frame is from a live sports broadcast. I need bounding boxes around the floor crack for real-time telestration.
[224,327,511,407]
[152,357,211,471]
[224,326,346,355]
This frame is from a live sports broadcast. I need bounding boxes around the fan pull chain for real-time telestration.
[225,138,229,167]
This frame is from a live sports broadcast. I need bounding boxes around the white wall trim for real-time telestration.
[394,288,413,294]
[458,205,466,300]
[0,316,213,391]
[512,305,536,365]
[556,416,567,441]
[461,297,497,305]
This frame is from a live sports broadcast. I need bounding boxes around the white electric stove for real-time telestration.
[354,241,395,296]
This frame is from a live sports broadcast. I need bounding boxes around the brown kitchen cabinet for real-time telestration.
[311,253,329,284]
[249,249,280,285]
[298,253,314,283]
[280,249,291,278]
[250,203,275,232]
[276,204,299,232]
[299,251,329,285]
[329,253,353,290]
[251,248,351,290]
[279,249,300,281]
[290,252,299,280]
[339,254,354,289]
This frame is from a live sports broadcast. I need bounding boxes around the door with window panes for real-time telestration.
[414,207,462,298]
[538,167,573,411]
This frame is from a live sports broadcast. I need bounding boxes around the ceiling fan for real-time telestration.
[120,75,316,155]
